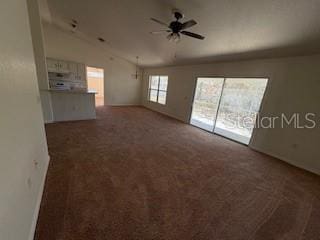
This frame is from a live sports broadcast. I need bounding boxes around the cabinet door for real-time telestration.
[68,62,78,81]
[58,60,70,73]
[77,63,86,82]
[46,58,59,72]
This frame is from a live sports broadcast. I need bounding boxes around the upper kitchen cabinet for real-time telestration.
[46,58,70,73]
[46,58,88,90]
[68,62,78,80]
[46,58,58,72]
[69,62,86,83]
[59,61,70,73]
[76,63,86,82]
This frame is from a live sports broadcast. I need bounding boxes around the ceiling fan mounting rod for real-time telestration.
[173,10,183,21]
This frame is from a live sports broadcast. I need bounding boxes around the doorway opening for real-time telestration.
[87,66,104,107]
[190,77,268,145]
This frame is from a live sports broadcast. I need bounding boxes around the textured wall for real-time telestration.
[143,54,320,175]
[0,0,49,239]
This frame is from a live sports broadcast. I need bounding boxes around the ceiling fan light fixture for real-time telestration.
[167,32,181,43]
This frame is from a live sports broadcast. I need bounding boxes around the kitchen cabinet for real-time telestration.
[50,90,96,121]
[46,58,70,73]
[59,60,69,72]
[76,63,86,82]
[46,58,58,72]
[68,62,78,81]
[68,62,86,83]
[47,58,87,91]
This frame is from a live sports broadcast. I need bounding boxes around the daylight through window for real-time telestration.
[148,75,168,105]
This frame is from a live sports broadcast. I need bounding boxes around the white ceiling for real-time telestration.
[43,0,320,67]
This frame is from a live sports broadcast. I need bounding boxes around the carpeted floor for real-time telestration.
[35,106,320,240]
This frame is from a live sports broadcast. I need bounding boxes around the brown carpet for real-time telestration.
[35,106,320,240]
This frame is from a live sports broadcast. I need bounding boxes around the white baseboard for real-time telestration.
[143,105,187,123]
[109,104,142,106]
[249,145,320,176]
[28,155,50,240]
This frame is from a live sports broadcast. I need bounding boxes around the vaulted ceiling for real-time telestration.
[42,0,320,67]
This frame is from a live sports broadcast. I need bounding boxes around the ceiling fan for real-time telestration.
[150,10,205,42]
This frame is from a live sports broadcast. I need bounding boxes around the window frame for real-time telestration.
[148,75,168,105]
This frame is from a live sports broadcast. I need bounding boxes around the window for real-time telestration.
[190,77,268,145]
[148,75,168,105]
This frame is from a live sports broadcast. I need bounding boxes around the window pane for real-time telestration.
[159,76,168,91]
[190,78,224,131]
[149,89,158,102]
[149,76,159,89]
[214,78,268,144]
[158,91,167,105]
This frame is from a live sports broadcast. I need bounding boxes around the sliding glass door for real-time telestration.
[190,77,268,145]
[214,78,268,144]
[190,78,224,131]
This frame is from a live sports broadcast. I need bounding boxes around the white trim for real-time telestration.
[28,155,50,240]
[44,120,54,124]
[249,145,320,176]
[108,104,142,106]
[143,105,186,122]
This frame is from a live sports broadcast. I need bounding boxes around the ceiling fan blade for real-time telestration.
[181,31,205,40]
[150,18,168,27]
[181,20,197,30]
[150,30,170,34]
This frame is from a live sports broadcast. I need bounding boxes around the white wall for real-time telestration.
[42,22,142,106]
[0,0,50,239]
[27,0,53,123]
[143,54,320,175]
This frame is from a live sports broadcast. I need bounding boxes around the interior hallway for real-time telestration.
[35,106,320,240]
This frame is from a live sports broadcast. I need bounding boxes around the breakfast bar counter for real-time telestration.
[48,89,97,122]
